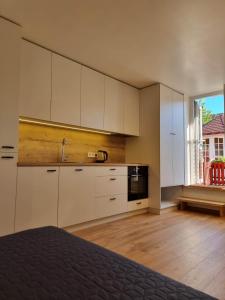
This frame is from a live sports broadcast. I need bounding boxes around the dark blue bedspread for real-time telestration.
[0,226,217,299]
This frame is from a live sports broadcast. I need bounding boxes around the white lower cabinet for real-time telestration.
[58,167,96,227]
[128,199,149,211]
[14,166,137,230]
[95,167,128,219]
[15,167,59,232]
[95,194,127,219]
[96,175,127,197]
[0,153,17,236]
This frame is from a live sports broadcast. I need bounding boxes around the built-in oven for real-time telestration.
[128,166,149,201]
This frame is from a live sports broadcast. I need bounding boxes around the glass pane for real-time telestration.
[195,94,224,185]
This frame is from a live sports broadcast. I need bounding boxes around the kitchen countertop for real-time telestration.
[17,162,149,167]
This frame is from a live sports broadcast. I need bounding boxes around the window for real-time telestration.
[214,137,224,159]
[203,139,210,162]
[192,94,224,185]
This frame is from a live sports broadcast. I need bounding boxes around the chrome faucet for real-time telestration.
[61,138,68,162]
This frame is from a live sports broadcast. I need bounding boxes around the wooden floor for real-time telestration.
[74,210,225,299]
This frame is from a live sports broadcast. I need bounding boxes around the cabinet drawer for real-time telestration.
[127,199,149,211]
[96,166,127,176]
[95,175,127,196]
[95,194,127,219]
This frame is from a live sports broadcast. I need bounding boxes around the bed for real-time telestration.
[0,226,216,300]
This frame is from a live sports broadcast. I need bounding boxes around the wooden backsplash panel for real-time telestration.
[19,123,126,163]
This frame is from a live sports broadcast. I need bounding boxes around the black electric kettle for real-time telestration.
[96,150,108,163]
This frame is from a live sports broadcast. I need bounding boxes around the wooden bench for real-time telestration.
[177,196,225,217]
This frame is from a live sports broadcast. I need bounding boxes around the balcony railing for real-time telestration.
[210,162,225,185]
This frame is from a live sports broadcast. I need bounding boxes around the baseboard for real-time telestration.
[64,208,149,232]
[149,207,161,215]
[160,205,178,214]
[149,205,178,215]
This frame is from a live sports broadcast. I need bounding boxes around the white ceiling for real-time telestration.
[1,0,225,96]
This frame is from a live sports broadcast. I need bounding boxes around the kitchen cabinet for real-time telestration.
[15,167,59,232]
[127,199,149,211]
[160,85,184,187]
[0,18,20,152]
[104,77,124,133]
[123,84,140,136]
[95,166,128,219]
[51,54,81,125]
[18,40,140,136]
[58,167,96,227]
[95,175,127,197]
[95,166,127,176]
[160,85,174,187]
[95,194,127,219]
[172,90,185,185]
[19,40,51,120]
[81,66,105,130]
[0,153,17,236]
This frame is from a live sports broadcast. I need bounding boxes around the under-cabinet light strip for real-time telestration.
[19,117,112,135]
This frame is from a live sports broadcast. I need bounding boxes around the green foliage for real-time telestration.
[201,99,213,125]
[212,157,225,163]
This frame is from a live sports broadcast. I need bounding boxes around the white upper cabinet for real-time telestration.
[81,66,105,130]
[104,77,124,133]
[51,54,81,125]
[19,40,51,120]
[15,167,59,232]
[0,18,20,152]
[18,40,140,135]
[123,84,140,136]
[160,85,184,187]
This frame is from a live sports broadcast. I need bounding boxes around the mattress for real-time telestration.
[0,226,216,300]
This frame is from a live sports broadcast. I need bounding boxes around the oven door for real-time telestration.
[128,174,148,201]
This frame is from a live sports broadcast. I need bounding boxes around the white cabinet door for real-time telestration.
[15,167,59,232]
[104,77,124,133]
[19,41,51,120]
[51,54,81,125]
[160,85,173,187]
[58,167,96,227]
[81,66,105,130]
[0,153,17,236]
[123,84,140,136]
[0,19,20,152]
[172,91,185,186]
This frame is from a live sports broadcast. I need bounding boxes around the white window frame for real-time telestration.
[188,89,224,185]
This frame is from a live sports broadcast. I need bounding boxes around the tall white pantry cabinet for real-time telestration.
[126,83,185,210]
[160,85,184,187]
[0,18,21,236]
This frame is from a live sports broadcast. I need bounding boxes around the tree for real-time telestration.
[201,100,213,125]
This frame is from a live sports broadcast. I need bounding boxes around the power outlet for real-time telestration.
[88,152,96,158]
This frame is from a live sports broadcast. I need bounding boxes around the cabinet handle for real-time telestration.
[136,202,142,205]
[47,169,57,172]
[1,145,14,149]
[110,178,116,181]
[109,168,116,171]
[1,156,14,159]
[110,197,116,201]
[75,168,83,172]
